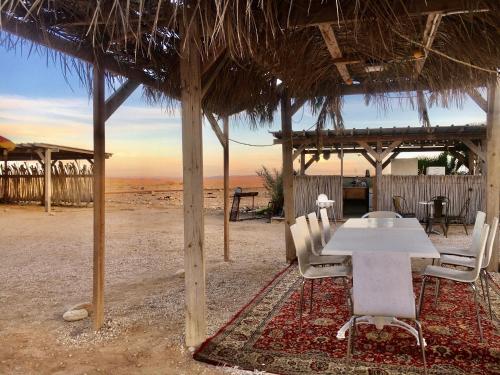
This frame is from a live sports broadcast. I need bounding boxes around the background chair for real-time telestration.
[392,195,416,218]
[316,194,337,224]
[361,211,402,219]
[290,223,350,331]
[307,212,326,251]
[439,211,486,258]
[446,191,471,235]
[319,208,332,244]
[347,251,426,373]
[426,196,449,236]
[418,224,490,342]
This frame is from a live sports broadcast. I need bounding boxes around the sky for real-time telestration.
[0,46,487,178]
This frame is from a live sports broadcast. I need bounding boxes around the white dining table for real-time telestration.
[322,218,439,258]
[322,217,439,342]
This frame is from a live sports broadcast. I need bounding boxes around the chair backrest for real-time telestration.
[307,212,324,251]
[393,196,403,214]
[469,224,490,281]
[352,251,415,319]
[482,217,499,269]
[290,223,310,276]
[296,215,318,256]
[430,196,449,218]
[317,193,329,202]
[319,208,331,244]
[469,211,487,253]
[361,211,403,219]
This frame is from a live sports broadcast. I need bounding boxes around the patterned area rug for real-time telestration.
[195,265,500,375]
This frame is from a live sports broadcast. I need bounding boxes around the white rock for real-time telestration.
[63,308,88,322]
[174,269,185,277]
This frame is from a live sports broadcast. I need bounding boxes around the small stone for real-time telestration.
[174,269,185,277]
[49,212,56,216]
[63,308,88,322]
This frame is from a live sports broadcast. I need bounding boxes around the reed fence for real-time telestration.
[294,175,343,217]
[378,175,485,224]
[0,162,93,206]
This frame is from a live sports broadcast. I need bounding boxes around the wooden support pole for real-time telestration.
[92,60,106,330]
[375,142,383,211]
[281,91,296,262]
[223,116,230,262]
[105,80,140,121]
[303,156,317,172]
[486,78,500,272]
[340,144,344,220]
[44,149,52,213]
[300,151,306,175]
[2,150,7,202]
[382,151,400,170]
[180,20,206,347]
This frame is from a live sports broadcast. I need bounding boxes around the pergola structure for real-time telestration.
[1,1,499,347]
[2,143,111,212]
[272,124,487,208]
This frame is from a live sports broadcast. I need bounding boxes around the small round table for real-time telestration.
[316,199,337,224]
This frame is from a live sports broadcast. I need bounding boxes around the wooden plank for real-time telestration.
[281,91,296,262]
[382,151,400,170]
[205,113,225,147]
[105,80,140,121]
[92,61,106,331]
[360,151,376,168]
[357,141,380,162]
[467,88,488,112]
[223,116,230,262]
[462,139,486,162]
[44,149,52,213]
[415,12,442,76]
[486,79,499,272]
[303,156,317,171]
[380,140,402,160]
[292,143,308,161]
[180,19,206,347]
[317,24,351,84]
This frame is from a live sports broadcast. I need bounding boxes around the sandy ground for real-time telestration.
[0,193,475,375]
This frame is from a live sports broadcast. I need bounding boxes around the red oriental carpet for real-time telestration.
[194,265,500,374]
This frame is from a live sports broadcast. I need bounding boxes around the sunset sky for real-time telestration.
[0,47,487,178]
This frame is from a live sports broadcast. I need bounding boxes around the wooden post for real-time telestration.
[281,90,296,262]
[92,60,106,330]
[486,78,499,272]
[2,150,7,202]
[375,142,382,211]
[300,151,306,175]
[223,116,230,262]
[44,149,52,213]
[180,20,206,347]
[340,144,344,220]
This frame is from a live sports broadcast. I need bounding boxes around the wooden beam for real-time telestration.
[486,78,499,272]
[462,139,486,162]
[357,141,379,162]
[180,19,206,347]
[300,151,306,175]
[286,0,488,28]
[415,12,442,75]
[292,143,308,161]
[467,88,488,112]
[382,151,400,170]
[202,46,226,75]
[223,116,230,262]
[202,54,226,98]
[380,140,402,160]
[303,156,317,171]
[291,98,306,116]
[92,61,106,331]
[360,151,377,168]
[317,24,351,84]
[105,80,140,121]
[281,91,296,262]
[205,112,226,147]
[43,149,52,213]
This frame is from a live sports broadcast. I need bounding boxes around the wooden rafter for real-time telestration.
[415,12,443,76]
[202,54,227,98]
[317,24,352,84]
[292,143,308,161]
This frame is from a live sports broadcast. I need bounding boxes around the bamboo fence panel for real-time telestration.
[379,175,485,224]
[294,175,343,217]
[0,162,93,206]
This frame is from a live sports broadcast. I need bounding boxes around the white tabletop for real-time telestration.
[322,218,439,258]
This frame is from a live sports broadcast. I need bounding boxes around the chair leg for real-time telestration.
[483,270,493,319]
[309,279,314,314]
[463,220,468,235]
[470,283,484,342]
[415,320,427,375]
[479,273,486,301]
[332,207,337,225]
[434,278,441,308]
[346,318,353,362]
[441,221,447,237]
[299,279,305,333]
[417,276,427,317]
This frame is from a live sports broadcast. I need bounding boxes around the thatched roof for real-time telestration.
[1,1,498,123]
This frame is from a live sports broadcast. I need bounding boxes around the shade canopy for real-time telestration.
[3,143,112,162]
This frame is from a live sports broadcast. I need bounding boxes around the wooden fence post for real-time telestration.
[223,116,230,262]
[44,149,52,213]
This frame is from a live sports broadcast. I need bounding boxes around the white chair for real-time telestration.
[418,224,490,342]
[290,223,351,331]
[296,216,346,265]
[438,211,486,258]
[316,194,336,224]
[439,216,498,318]
[347,251,426,373]
[319,208,332,244]
[307,212,324,252]
[361,211,402,218]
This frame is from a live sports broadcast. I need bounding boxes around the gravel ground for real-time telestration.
[0,199,473,375]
